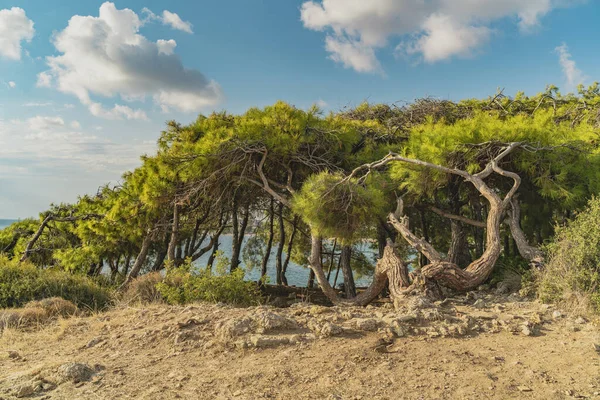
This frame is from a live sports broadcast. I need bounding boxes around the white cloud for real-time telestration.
[1,118,155,175]
[301,0,577,72]
[0,7,35,60]
[36,72,52,87]
[27,116,65,131]
[316,99,328,108]
[8,81,16,88]
[23,102,53,107]
[555,43,586,90]
[157,39,177,55]
[141,8,193,33]
[161,10,193,34]
[37,2,222,119]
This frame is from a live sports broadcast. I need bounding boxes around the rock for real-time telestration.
[57,362,96,383]
[574,316,587,324]
[249,335,290,348]
[13,383,35,398]
[252,311,298,333]
[216,317,254,339]
[520,321,539,336]
[495,281,511,295]
[408,296,433,310]
[517,386,533,392]
[397,314,418,323]
[473,299,487,309]
[308,320,343,337]
[388,320,409,338]
[552,310,563,319]
[7,350,21,359]
[352,318,379,332]
[85,337,103,348]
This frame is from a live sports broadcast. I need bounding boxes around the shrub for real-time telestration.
[0,256,113,310]
[0,298,78,330]
[122,272,164,304]
[156,260,262,306]
[537,197,600,313]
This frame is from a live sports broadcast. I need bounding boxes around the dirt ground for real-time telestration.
[1,291,599,400]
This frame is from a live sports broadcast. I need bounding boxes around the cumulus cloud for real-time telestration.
[8,81,16,88]
[301,0,577,72]
[142,7,193,33]
[27,116,65,131]
[36,72,52,88]
[37,2,222,119]
[555,43,586,90]
[0,7,35,60]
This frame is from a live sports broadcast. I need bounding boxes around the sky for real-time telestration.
[0,0,598,219]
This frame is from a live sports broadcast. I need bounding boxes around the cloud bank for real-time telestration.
[301,0,577,73]
[37,2,222,119]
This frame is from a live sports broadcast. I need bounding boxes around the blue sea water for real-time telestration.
[193,235,374,288]
[0,218,375,287]
[0,219,18,230]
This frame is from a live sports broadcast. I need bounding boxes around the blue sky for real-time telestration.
[0,0,598,218]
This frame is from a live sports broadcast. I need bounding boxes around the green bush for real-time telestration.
[0,256,113,310]
[537,197,600,313]
[156,260,262,306]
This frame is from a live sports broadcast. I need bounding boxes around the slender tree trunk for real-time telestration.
[207,239,220,272]
[333,254,342,288]
[419,210,429,267]
[122,232,153,287]
[326,239,338,280]
[340,245,356,298]
[281,215,299,285]
[167,204,179,263]
[231,203,250,272]
[275,202,285,285]
[261,199,275,279]
[307,268,315,289]
[20,215,53,262]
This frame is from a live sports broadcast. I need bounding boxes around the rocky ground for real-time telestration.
[0,289,599,399]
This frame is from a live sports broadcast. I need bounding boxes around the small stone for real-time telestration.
[517,386,532,392]
[14,384,35,398]
[552,310,562,319]
[7,350,21,359]
[478,284,490,292]
[353,318,379,332]
[85,337,103,348]
[521,325,533,336]
[57,362,96,383]
[574,316,587,324]
[473,299,487,309]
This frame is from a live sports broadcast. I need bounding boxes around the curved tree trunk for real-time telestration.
[122,232,153,287]
[507,199,544,268]
[308,235,410,307]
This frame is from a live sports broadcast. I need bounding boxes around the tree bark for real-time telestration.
[261,198,275,279]
[281,215,299,285]
[122,232,153,287]
[339,245,356,298]
[275,202,285,285]
[308,235,410,307]
[230,202,250,272]
[506,199,544,268]
[167,204,179,263]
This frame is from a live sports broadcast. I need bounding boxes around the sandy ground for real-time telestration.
[1,293,599,400]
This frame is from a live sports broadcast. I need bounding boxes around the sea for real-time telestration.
[0,218,374,287]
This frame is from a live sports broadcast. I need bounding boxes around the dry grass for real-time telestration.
[0,297,78,331]
[120,272,164,306]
